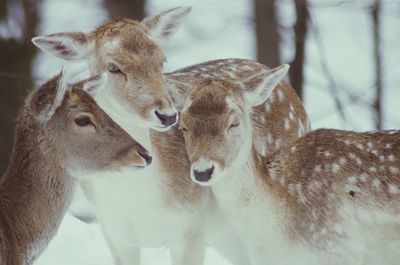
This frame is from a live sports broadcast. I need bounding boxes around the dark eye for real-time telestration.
[180,126,188,132]
[229,122,240,129]
[107,63,121,74]
[74,115,93,127]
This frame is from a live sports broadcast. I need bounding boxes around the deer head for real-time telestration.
[180,65,290,186]
[34,66,152,179]
[32,6,192,131]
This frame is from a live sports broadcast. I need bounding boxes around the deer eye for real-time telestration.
[74,115,93,127]
[107,63,121,74]
[229,121,240,129]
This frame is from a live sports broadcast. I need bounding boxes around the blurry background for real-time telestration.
[0,0,399,264]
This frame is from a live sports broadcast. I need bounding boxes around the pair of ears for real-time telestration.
[170,65,290,111]
[31,6,192,61]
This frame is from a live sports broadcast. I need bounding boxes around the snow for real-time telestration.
[31,0,400,264]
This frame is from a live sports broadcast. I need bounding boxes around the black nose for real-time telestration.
[193,166,214,182]
[138,150,152,165]
[155,111,177,127]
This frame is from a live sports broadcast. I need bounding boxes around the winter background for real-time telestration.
[0,0,400,264]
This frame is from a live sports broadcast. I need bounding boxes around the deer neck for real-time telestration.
[211,140,262,206]
[0,111,76,264]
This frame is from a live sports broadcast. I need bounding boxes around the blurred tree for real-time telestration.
[290,0,309,100]
[372,0,382,129]
[104,0,145,20]
[0,0,40,175]
[254,0,281,68]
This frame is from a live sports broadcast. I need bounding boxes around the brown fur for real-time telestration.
[150,59,309,206]
[166,58,310,157]
[181,77,400,262]
[0,75,149,264]
[260,129,400,248]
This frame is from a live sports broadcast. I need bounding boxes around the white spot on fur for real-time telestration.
[356,143,364,150]
[388,184,400,194]
[385,143,393,149]
[265,103,271,112]
[347,176,358,185]
[324,151,331,157]
[267,133,273,145]
[372,179,381,188]
[359,173,368,182]
[331,163,340,173]
[308,181,322,191]
[388,154,395,161]
[348,153,356,159]
[339,158,347,165]
[314,165,322,172]
[275,138,282,150]
[289,111,294,121]
[290,146,297,153]
[369,166,377,172]
[389,166,399,174]
[284,118,290,130]
[277,89,284,101]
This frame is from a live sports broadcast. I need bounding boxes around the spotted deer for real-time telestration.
[31,7,309,265]
[0,67,150,265]
[180,64,400,265]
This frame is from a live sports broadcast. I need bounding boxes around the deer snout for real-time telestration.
[155,110,177,127]
[191,157,218,186]
[193,166,214,182]
[116,145,152,170]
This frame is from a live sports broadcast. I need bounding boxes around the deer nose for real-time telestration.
[155,111,177,127]
[137,150,152,166]
[193,166,214,182]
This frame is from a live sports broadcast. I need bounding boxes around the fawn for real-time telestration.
[180,64,400,265]
[0,67,150,265]
[32,7,309,265]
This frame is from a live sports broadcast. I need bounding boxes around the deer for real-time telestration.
[31,7,309,265]
[0,67,151,265]
[180,64,400,265]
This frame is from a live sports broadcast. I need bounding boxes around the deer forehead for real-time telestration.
[94,23,163,61]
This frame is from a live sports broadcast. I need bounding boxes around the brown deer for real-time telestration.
[0,67,151,265]
[31,7,309,265]
[180,64,400,265]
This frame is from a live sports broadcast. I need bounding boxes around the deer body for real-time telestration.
[180,66,400,265]
[32,8,309,265]
[0,72,150,265]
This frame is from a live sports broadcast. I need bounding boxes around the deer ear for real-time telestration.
[164,77,193,112]
[81,73,107,97]
[142,6,191,47]
[42,66,75,123]
[244,64,290,107]
[32,32,92,60]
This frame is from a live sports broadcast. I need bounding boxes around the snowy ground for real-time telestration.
[32,0,400,264]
